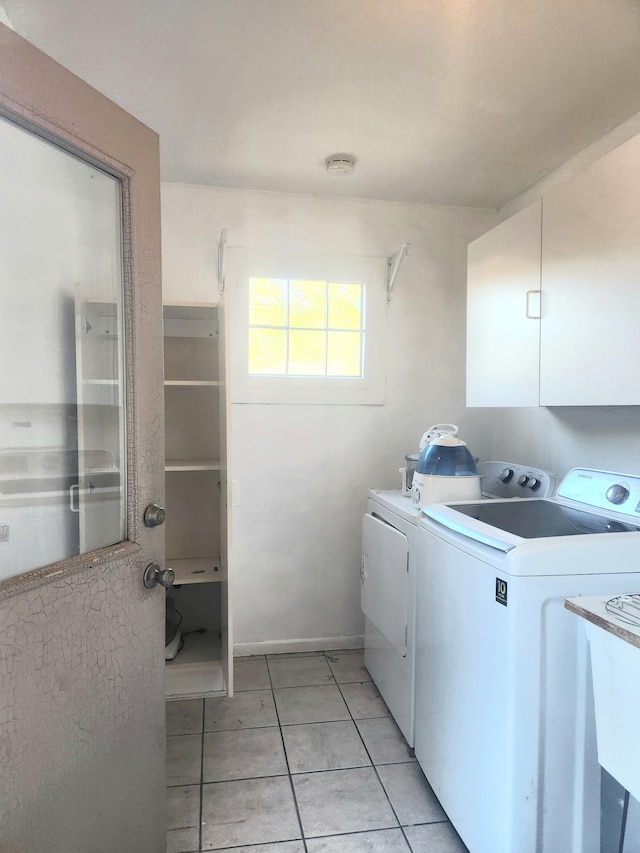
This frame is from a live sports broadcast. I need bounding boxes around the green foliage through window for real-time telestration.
[248,278,365,377]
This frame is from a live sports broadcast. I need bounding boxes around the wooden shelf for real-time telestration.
[164,380,220,387]
[165,459,221,472]
[165,632,224,699]
[169,557,222,584]
[163,303,217,339]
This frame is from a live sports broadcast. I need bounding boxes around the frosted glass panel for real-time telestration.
[0,117,126,582]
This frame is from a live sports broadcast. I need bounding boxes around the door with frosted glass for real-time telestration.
[0,24,166,853]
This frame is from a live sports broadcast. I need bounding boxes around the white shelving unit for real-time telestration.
[163,303,230,700]
[74,299,125,554]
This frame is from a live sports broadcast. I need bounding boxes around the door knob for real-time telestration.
[144,503,166,528]
[143,561,174,589]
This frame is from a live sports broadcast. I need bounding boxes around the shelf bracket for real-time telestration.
[217,228,227,293]
[387,243,410,302]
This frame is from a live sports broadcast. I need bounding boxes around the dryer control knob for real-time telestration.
[606,483,630,505]
[499,468,514,483]
[518,475,530,487]
[528,478,541,491]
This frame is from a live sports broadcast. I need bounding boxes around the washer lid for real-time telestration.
[450,499,640,538]
[423,498,640,552]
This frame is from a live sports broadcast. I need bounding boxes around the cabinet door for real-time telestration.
[466,201,542,407]
[541,133,640,405]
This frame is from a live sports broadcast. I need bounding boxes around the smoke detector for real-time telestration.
[325,153,356,176]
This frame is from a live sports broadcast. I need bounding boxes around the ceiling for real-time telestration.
[4,0,640,209]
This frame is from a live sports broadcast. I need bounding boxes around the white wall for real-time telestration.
[162,184,495,653]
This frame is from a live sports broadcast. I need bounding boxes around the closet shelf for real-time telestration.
[164,380,220,387]
[165,459,221,472]
[165,633,224,700]
[169,557,222,584]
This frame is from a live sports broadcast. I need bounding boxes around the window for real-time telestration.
[248,278,365,378]
[228,249,387,405]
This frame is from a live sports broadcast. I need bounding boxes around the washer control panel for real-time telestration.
[478,461,556,499]
[558,468,640,520]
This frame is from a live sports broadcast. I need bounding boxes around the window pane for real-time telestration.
[327,331,363,377]
[249,328,287,374]
[0,116,126,582]
[328,282,363,330]
[289,330,326,376]
[289,280,326,329]
[249,278,288,327]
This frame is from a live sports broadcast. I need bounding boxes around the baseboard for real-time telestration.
[233,635,364,657]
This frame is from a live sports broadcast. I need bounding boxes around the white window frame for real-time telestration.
[228,249,387,405]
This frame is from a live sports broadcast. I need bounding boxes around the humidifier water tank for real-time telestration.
[411,434,481,508]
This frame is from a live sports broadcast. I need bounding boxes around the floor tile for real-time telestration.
[292,767,398,837]
[165,652,461,853]
[325,649,370,683]
[355,717,414,765]
[166,698,204,736]
[204,689,278,731]
[268,654,335,688]
[166,734,202,786]
[214,844,305,853]
[267,651,323,659]
[403,821,469,852]
[339,681,391,720]
[201,776,301,849]
[282,720,370,773]
[274,684,350,725]
[377,762,447,826]
[166,783,200,853]
[233,656,271,691]
[203,726,288,781]
[306,828,411,851]
[166,783,200,830]
[166,825,200,853]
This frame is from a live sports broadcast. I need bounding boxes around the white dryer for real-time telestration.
[361,461,554,747]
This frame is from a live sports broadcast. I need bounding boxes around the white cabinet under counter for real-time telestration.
[566,595,640,802]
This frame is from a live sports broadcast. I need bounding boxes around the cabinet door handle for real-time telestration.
[69,484,79,512]
[525,289,541,319]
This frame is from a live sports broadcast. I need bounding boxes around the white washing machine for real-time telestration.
[361,461,554,747]
[415,467,640,853]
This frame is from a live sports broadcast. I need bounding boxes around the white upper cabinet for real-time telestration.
[540,132,640,406]
[466,201,541,407]
[467,130,640,407]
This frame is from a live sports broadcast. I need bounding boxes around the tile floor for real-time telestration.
[166,649,469,853]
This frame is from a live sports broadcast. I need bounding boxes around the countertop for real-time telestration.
[565,595,640,650]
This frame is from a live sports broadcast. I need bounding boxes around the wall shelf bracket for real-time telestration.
[217,229,227,293]
[387,243,410,301]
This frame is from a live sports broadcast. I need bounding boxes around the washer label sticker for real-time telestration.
[495,577,508,606]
